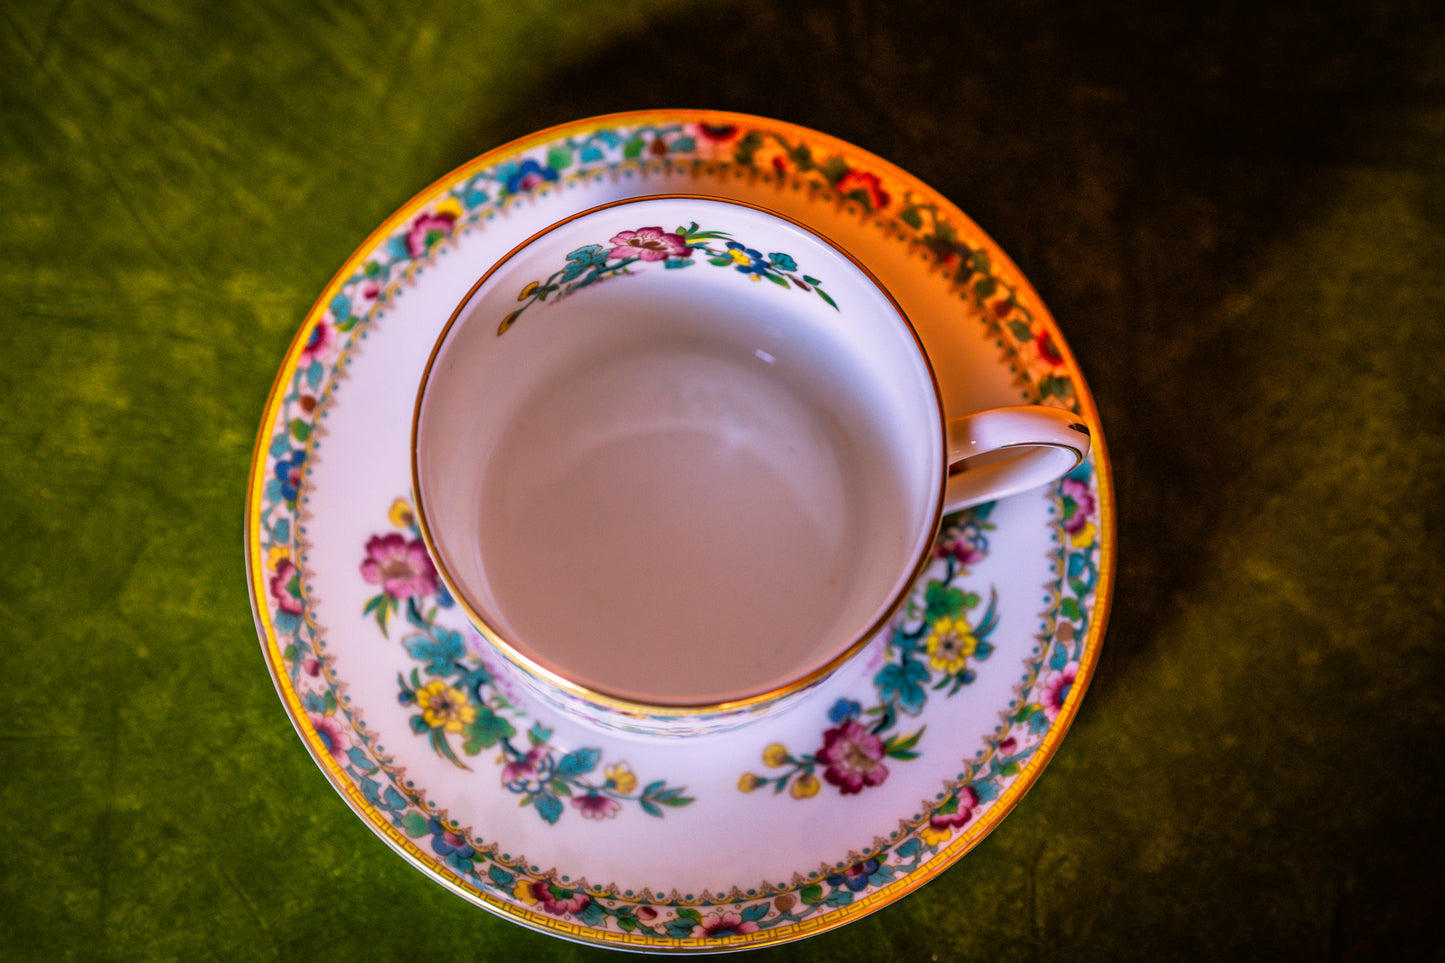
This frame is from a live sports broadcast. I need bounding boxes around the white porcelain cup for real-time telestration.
[412,195,1089,735]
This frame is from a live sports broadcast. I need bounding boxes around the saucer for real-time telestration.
[245,109,1114,952]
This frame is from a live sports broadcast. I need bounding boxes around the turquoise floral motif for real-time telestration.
[359,500,693,825]
[497,223,836,335]
[254,117,1107,943]
[740,505,1000,799]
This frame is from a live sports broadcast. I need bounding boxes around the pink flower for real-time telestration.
[523,880,590,917]
[931,785,978,832]
[299,320,334,366]
[309,712,350,765]
[502,747,545,785]
[816,719,889,795]
[269,557,303,615]
[359,533,438,599]
[934,527,984,566]
[571,794,622,820]
[700,911,760,938]
[1060,476,1096,536]
[1044,666,1077,717]
[607,227,691,262]
[405,210,457,257]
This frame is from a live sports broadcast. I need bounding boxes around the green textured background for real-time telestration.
[3,1,1442,959]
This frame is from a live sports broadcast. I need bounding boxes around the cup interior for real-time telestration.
[413,196,946,709]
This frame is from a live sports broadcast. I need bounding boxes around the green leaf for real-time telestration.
[676,908,702,922]
[461,707,516,754]
[708,257,734,267]
[765,272,789,288]
[545,146,573,170]
[815,287,838,310]
[973,276,998,299]
[400,812,430,838]
[1007,319,1033,343]
[800,884,825,904]
[925,581,965,619]
[1060,596,1084,621]
[288,418,311,442]
[899,207,923,229]
[623,137,645,159]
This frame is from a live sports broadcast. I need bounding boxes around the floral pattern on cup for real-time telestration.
[363,499,694,825]
[738,505,1000,799]
[497,222,837,335]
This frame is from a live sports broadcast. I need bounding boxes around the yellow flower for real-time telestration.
[519,280,539,300]
[605,763,637,795]
[1069,521,1097,549]
[762,743,790,768]
[416,680,475,733]
[387,498,415,529]
[266,545,291,572]
[920,823,953,847]
[790,773,821,799]
[728,247,752,266]
[737,773,762,793]
[434,197,465,221]
[925,616,978,674]
[513,879,538,904]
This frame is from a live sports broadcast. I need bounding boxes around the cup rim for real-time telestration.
[410,193,950,719]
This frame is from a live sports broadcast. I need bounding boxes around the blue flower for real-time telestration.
[724,240,770,275]
[274,450,307,503]
[828,698,862,724]
[504,158,559,194]
[768,252,797,272]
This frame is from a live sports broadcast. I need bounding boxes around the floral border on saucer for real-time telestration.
[250,112,1107,949]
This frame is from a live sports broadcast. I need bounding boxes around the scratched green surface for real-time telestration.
[2,1,1443,959]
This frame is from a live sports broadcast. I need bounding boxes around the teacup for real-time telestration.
[412,195,1088,735]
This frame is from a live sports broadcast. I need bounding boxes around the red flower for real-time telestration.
[360,533,438,599]
[816,719,889,794]
[835,169,890,211]
[1034,329,1064,367]
[687,122,740,145]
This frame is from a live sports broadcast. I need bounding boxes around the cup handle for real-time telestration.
[943,406,1091,513]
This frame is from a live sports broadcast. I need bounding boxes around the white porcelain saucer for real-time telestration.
[245,110,1114,952]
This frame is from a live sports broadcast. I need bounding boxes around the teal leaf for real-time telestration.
[346,746,377,773]
[555,747,601,779]
[533,792,563,824]
[400,812,429,838]
[381,786,407,811]
[1007,319,1033,343]
[403,627,466,676]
